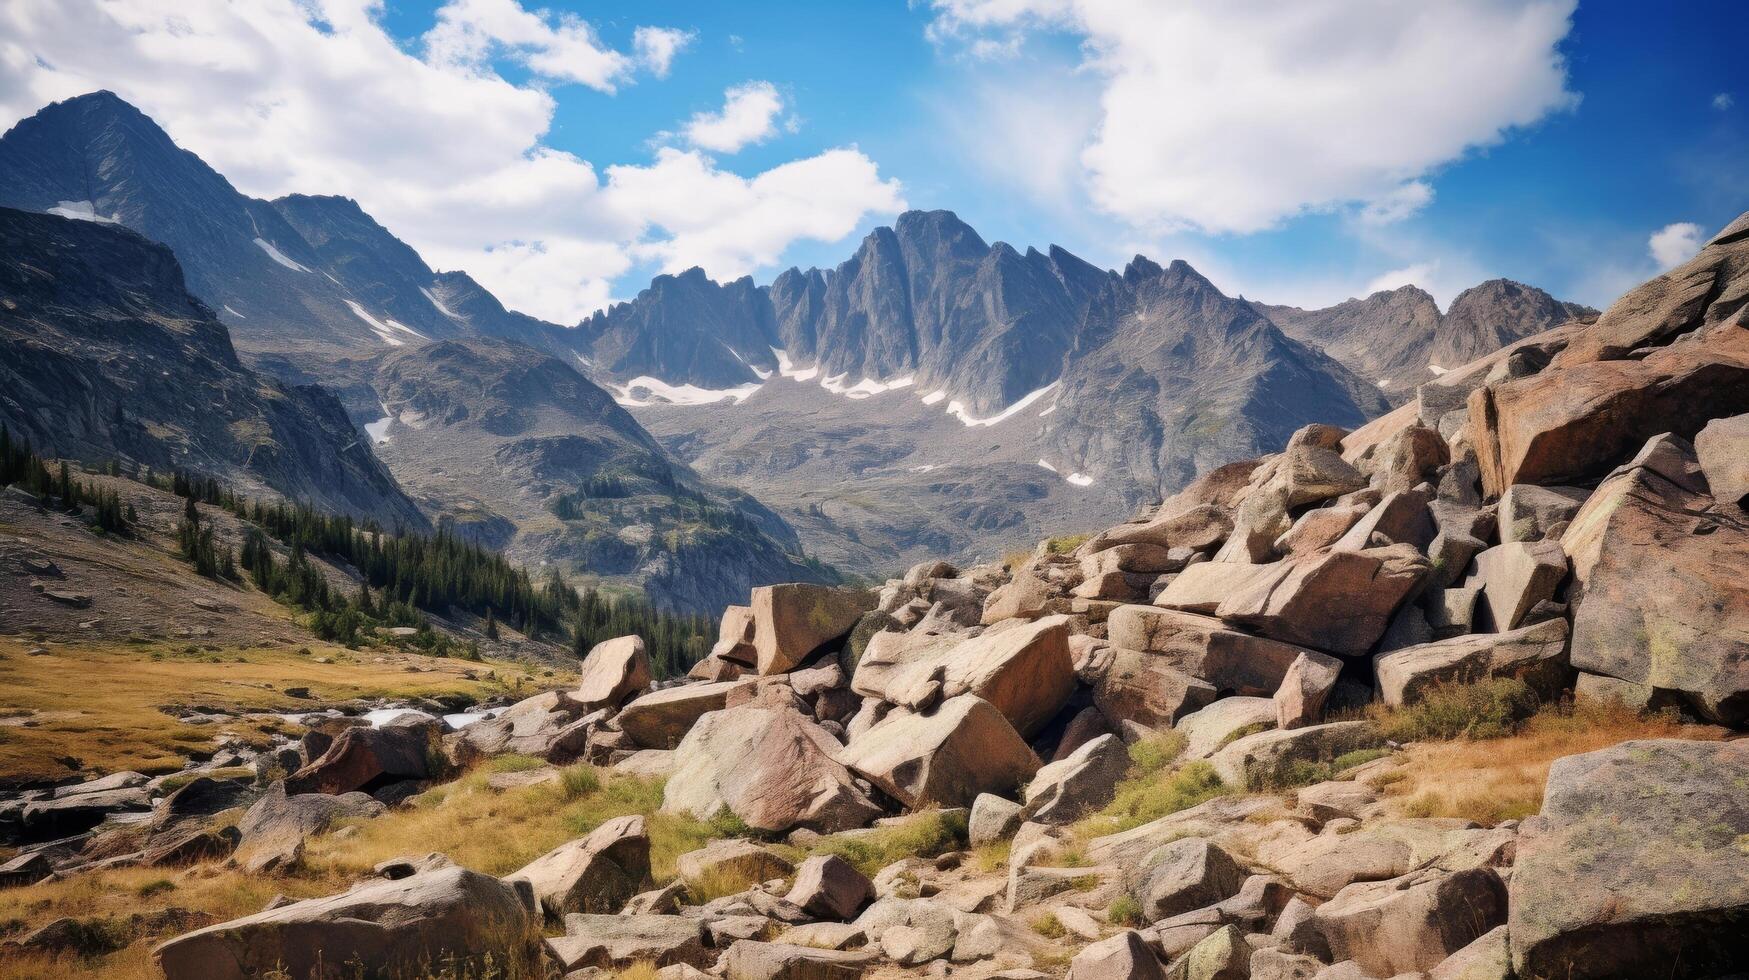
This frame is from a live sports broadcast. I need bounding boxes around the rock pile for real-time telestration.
[132,215,1749,977]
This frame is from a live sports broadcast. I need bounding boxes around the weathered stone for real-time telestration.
[840,695,1040,809]
[153,866,539,980]
[1465,540,1567,632]
[981,566,1061,624]
[676,838,794,886]
[1086,504,1235,554]
[1375,618,1570,706]
[576,635,652,710]
[1430,924,1511,980]
[1109,606,1340,698]
[1249,947,1323,980]
[1138,837,1246,921]
[1209,722,1384,791]
[1090,648,1218,730]
[1424,585,1481,638]
[1275,503,1370,556]
[1368,423,1450,495]
[10,786,150,842]
[853,616,1075,737]
[663,702,881,834]
[284,718,442,795]
[753,584,876,675]
[1067,929,1166,980]
[969,793,1025,847]
[718,939,878,979]
[1468,319,1749,496]
[0,852,51,888]
[508,814,649,917]
[1274,651,1341,730]
[1314,867,1507,977]
[1497,484,1588,544]
[1562,458,1749,724]
[1213,545,1430,656]
[786,855,874,921]
[1331,489,1435,552]
[616,681,739,749]
[459,690,593,762]
[548,913,709,971]
[1165,923,1250,980]
[1510,739,1749,980]
[1275,819,1514,900]
[1173,697,1276,761]
[1294,781,1378,824]
[1275,444,1369,508]
[1022,733,1128,824]
[1695,412,1749,510]
[233,783,385,872]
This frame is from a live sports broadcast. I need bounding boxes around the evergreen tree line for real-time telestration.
[569,588,712,680]
[0,423,132,535]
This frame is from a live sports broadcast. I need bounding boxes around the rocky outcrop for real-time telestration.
[662,701,882,833]
[508,815,651,917]
[232,784,385,873]
[153,866,540,980]
[839,695,1040,809]
[1510,739,1749,980]
[753,584,875,675]
[575,636,652,711]
[283,717,443,796]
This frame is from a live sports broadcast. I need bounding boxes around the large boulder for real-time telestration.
[1274,651,1341,730]
[233,783,385,873]
[1496,484,1589,543]
[459,690,594,762]
[575,635,652,710]
[1510,739,1749,980]
[1562,456,1749,724]
[153,866,540,980]
[1090,647,1218,729]
[1084,503,1235,554]
[839,695,1040,809]
[616,681,739,749]
[508,815,650,917]
[547,913,709,972]
[1465,540,1568,632]
[1175,697,1277,760]
[1108,606,1340,697]
[1208,722,1384,791]
[662,702,882,834]
[1212,545,1430,656]
[981,565,1062,624]
[1468,319,1749,496]
[1138,837,1247,921]
[852,615,1075,737]
[1066,930,1167,980]
[752,584,876,675]
[1374,618,1571,707]
[283,717,443,796]
[1314,867,1507,976]
[718,939,879,979]
[1022,733,1128,824]
[1155,561,1284,614]
[785,855,874,921]
[1695,412,1749,510]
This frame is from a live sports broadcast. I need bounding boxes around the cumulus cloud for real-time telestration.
[1363,262,1440,297]
[1714,92,1736,111]
[683,82,786,153]
[928,0,1579,234]
[1648,222,1705,270]
[634,26,695,78]
[0,0,902,322]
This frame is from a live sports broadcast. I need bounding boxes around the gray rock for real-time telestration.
[1022,733,1128,825]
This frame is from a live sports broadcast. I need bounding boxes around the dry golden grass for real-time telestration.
[1382,697,1725,825]
[682,863,773,904]
[0,765,718,980]
[0,636,546,782]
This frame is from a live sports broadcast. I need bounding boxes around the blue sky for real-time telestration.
[3,0,1745,317]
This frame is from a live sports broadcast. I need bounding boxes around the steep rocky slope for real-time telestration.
[0,207,424,527]
[367,338,829,613]
[1258,279,1595,397]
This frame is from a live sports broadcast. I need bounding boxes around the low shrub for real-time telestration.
[1368,676,1541,743]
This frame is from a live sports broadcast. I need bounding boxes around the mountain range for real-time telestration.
[0,90,1598,595]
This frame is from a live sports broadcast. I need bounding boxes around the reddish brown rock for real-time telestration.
[1213,545,1430,656]
[1090,647,1217,730]
[752,584,875,675]
[575,635,652,711]
[839,695,1040,809]
[1108,605,1339,698]
[1375,619,1571,707]
[1464,540,1567,632]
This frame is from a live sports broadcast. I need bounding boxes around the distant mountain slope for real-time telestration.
[0,207,425,528]
[0,92,563,366]
[366,338,829,613]
[1256,280,1595,397]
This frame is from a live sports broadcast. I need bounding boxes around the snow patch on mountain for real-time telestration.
[345,300,426,347]
[420,286,461,319]
[947,382,1059,428]
[254,237,311,273]
[47,200,119,224]
[614,375,762,407]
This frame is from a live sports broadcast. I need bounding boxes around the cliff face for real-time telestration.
[0,206,426,528]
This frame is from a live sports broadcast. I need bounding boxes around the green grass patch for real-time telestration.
[1072,759,1230,839]
[803,809,968,878]
[485,754,548,774]
[1368,677,1541,742]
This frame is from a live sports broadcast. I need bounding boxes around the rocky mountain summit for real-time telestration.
[13,211,1743,980]
[0,207,425,528]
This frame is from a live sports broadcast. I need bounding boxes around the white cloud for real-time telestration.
[634,26,695,79]
[1714,92,1736,111]
[684,82,786,153]
[1363,262,1440,297]
[1648,222,1705,270]
[1357,181,1434,226]
[0,0,902,322]
[928,0,1578,235]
